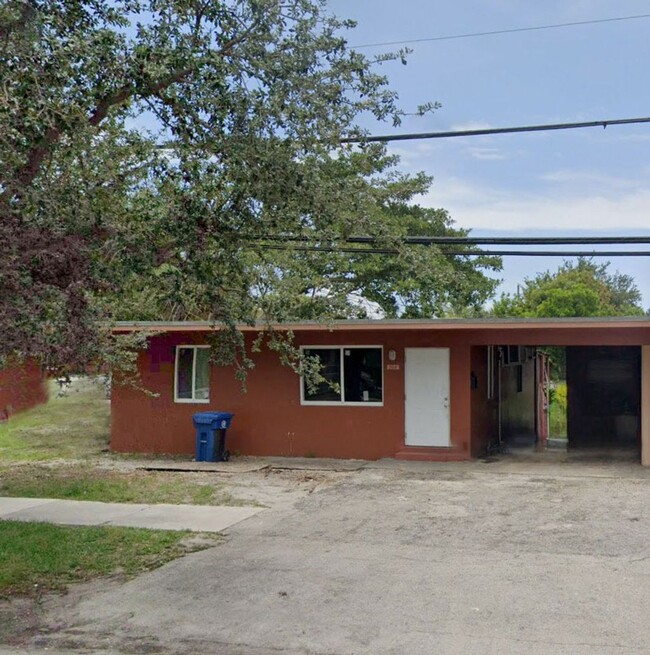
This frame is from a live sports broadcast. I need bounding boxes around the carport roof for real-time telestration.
[113,317,650,333]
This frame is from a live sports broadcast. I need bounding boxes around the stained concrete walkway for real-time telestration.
[0,497,264,532]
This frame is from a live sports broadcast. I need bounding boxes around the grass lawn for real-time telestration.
[0,520,218,597]
[0,467,258,506]
[0,377,259,506]
[0,379,241,602]
[0,378,110,462]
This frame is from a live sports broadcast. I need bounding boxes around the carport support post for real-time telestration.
[642,346,650,467]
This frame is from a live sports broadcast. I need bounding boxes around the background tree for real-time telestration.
[309,203,500,319]
[107,152,501,323]
[491,259,644,318]
[1,0,498,378]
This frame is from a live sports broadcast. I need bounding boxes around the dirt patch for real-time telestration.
[0,461,350,513]
[202,467,351,511]
[0,570,137,648]
[0,596,43,645]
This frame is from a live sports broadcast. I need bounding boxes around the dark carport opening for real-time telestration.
[475,345,642,461]
[566,346,641,454]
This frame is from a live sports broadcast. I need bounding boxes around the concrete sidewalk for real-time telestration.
[0,497,264,532]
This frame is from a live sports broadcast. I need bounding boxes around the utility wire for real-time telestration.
[154,116,650,148]
[259,235,650,246]
[260,245,650,257]
[352,13,650,49]
[341,116,650,144]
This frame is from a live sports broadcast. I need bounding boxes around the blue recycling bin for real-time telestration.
[193,412,234,462]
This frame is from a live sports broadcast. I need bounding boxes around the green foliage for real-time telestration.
[491,260,644,318]
[330,205,501,318]
[0,521,212,596]
[553,381,567,410]
[549,381,567,438]
[0,0,500,378]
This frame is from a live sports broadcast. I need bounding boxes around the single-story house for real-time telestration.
[0,360,48,419]
[111,317,650,465]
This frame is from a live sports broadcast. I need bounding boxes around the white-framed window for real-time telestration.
[174,346,210,403]
[300,346,383,406]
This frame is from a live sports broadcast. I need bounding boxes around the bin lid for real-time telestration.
[192,411,234,425]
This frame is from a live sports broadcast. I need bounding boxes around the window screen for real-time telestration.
[176,347,195,400]
[303,349,341,402]
[302,347,382,404]
[194,348,210,400]
[175,346,210,402]
[343,348,382,402]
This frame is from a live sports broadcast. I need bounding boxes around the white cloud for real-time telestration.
[422,176,650,231]
[388,141,441,168]
[538,169,638,189]
[449,120,494,132]
[347,294,385,319]
[465,147,507,161]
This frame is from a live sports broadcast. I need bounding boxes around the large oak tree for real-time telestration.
[1,0,500,377]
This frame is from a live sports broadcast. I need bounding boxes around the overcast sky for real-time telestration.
[328,0,650,307]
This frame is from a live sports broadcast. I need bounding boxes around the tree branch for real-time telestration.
[4,14,263,197]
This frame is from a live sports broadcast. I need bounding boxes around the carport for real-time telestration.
[489,344,642,455]
[468,320,650,464]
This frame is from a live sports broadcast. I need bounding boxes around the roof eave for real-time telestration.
[112,316,650,333]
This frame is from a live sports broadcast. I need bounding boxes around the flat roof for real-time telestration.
[113,317,650,332]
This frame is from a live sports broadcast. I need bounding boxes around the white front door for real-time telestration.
[405,348,451,447]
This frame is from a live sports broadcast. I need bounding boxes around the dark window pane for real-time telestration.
[344,348,382,403]
[303,349,341,401]
[176,348,194,399]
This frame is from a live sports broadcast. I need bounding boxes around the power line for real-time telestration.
[260,235,650,246]
[377,236,650,246]
[352,13,650,49]
[341,116,650,144]
[154,116,650,149]
[260,245,650,257]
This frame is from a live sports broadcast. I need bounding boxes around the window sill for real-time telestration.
[301,401,384,407]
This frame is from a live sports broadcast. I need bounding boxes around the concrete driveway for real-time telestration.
[16,461,650,654]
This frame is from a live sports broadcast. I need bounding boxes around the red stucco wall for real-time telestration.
[0,361,48,417]
[110,325,650,460]
[111,329,474,460]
